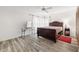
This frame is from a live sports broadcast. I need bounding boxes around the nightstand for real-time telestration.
[64,28,70,36]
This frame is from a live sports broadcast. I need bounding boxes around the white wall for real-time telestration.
[50,7,77,37]
[0,7,32,41]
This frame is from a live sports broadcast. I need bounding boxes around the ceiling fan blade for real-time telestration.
[45,10,48,13]
[47,7,52,9]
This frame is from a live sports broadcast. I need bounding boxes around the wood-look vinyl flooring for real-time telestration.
[0,35,78,52]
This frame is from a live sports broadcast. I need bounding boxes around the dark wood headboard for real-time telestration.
[49,21,63,27]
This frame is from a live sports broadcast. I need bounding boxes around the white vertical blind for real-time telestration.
[33,16,49,27]
[32,16,49,33]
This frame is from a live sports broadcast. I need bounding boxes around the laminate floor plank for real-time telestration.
[0,35,78,52]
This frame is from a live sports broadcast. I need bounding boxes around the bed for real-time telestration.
[37,21,63,43]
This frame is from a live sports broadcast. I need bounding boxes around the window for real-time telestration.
[32,16,49,33]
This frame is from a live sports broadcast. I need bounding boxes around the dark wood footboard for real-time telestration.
[37,28,56,43]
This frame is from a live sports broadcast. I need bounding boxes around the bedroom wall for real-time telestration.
[50,7,77,37]
[0,7,32,41]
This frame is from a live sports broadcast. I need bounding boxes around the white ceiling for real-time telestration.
[0,6,77,16]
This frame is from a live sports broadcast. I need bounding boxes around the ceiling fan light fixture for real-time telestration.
[41,6,52,13]
[42,7,46,10]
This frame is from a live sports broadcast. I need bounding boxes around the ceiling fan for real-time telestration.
[41,6,52,13]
